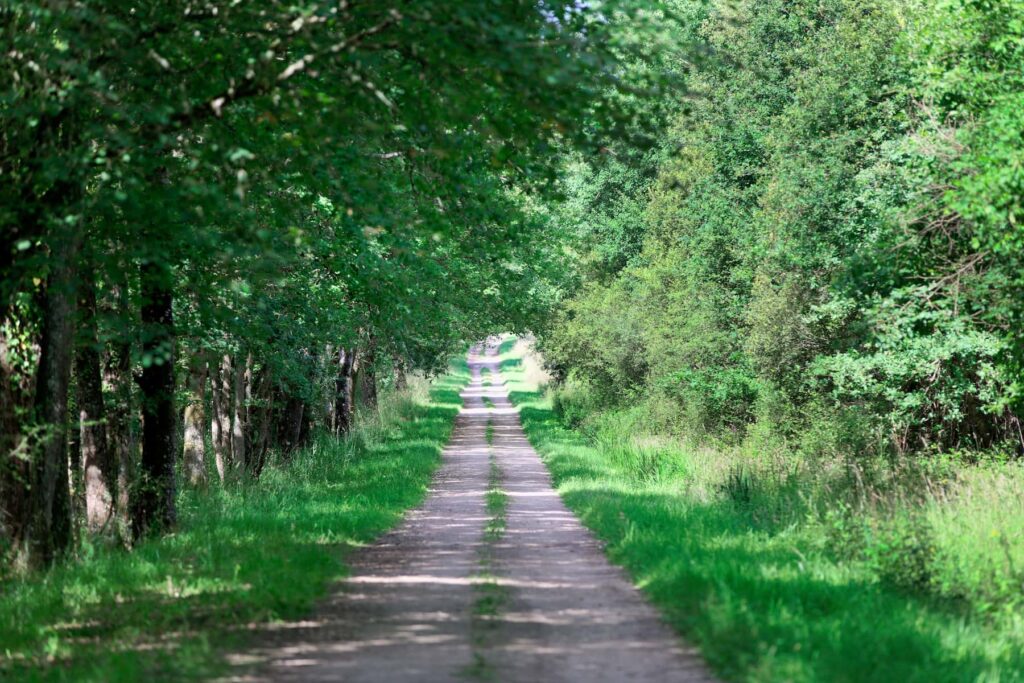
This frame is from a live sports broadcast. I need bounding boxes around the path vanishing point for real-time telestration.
[234,343,715,682]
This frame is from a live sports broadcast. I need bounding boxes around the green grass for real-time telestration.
[0,359,470,682]
[483,455,507,544]
[464,415,509,680]
[499,345,1024,683]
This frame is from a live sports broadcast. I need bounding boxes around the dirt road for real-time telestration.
[235,343,714,682]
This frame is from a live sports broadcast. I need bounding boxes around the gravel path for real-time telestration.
[233,343,714,682]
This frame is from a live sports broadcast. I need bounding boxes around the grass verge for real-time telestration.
[0,359,470,682]
[498,339,1024,683]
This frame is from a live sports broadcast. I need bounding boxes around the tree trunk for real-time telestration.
[23,230,81,567]
[334,347,356,435]
[323,344,336,428]
[248,367,273,477]
[394,355,408,391]
[299,400,312,446]
[231,354,246,471]
[211,353,231,481]
[243,353,254,469]
[132,260,176,538]
[182,352,208,486]
[103,285,135,538]
[358,337,378,409]
[279,393,305,456]
[0,333,29,556]
[75,275,116,533]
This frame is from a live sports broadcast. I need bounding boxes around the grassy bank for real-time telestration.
[498,338,1024,682]
[0,359,469,682]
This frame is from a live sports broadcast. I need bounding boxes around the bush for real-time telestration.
[719,465,758,507]
[868,514,939,593]
[813,307,1011,453]
[551,382,597,429]
[796,400,886,462]
[823,503,872,562]
[658,364,760,435]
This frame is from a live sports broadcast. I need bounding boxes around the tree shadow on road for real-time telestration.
[0,364,470,682]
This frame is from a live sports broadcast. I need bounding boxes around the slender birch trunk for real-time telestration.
[75,274,116,533]
[231,354,246,472]
[211,354,232,481]
[183,352,208,486]
[103,285,135,538]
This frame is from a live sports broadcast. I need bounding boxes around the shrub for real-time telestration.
[867,513,939,593]
[551,381,598,429]
[823,503,873,562]
[658,364,760,435]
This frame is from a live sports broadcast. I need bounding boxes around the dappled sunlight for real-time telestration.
[0,361,471,681]
[234,342,713,682]
[460,406,520,417]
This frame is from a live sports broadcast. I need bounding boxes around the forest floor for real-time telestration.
[227,342,714,682]
[0,364,469,682]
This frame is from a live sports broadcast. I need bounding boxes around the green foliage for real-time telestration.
[542,0,1024,455]
[905,0,1024,408]
[868,514,940,593]
[813,312,1006,450]
[658,365,760,434]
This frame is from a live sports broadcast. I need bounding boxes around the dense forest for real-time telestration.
[547,0,1024,455]
[2,0,1024,681]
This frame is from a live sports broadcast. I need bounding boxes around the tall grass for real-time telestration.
[501,341,1024,682]
[0,361,469,682]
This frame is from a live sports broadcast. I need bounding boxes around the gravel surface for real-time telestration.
[229,343,715,682]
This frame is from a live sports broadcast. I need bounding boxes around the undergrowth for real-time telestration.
[499,337,1024,682]
[465,412,509,680]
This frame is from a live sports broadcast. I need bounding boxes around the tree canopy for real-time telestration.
[0,0,686,568]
